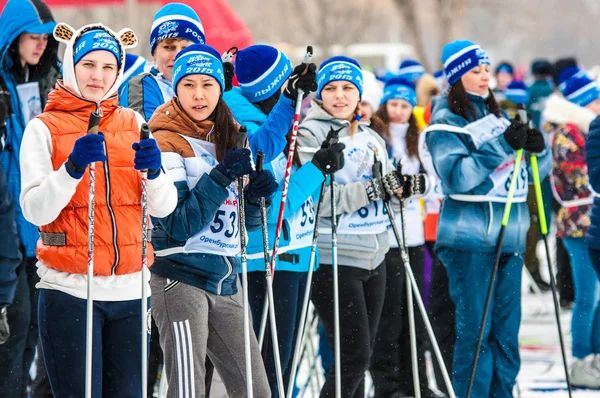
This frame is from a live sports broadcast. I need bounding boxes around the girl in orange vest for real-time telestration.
[19,22,177,397]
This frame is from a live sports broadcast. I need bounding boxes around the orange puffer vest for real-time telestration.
[36,82,154,275]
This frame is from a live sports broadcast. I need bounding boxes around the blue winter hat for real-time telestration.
[149,3,205,55]
[235,45,293,103]
[73,29,121,66]
[495,62,514,75]
[398,59,425,83]
[316,56,363,99]
[172,44,224,94]
[504,80,529,105]
[560,69,600,107]
[558,66,584,92]
[441,40,490,86]
[380,76,416,107]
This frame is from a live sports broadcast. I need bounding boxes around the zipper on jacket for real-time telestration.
[96,103,119,275]
[217,257,234,295]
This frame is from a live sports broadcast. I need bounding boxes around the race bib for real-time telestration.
[16,82,42,125]
[179,136,240,256]
[465,114,528,201]
[335,132,390,234]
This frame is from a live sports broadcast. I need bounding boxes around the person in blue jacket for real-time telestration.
[149,44,278,397]
[0,0,61,396]
[119,3,205,121]
[424,40,551,397]
[224,44,342,397]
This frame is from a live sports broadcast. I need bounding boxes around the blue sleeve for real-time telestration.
[119,74,164,121]
[156,174,229,242]
[426,128,515,194]
[267,162,324,223]
[248,96,295,163]
[0,162,22,307]
[587,116,600,191]
[244,201,264,232]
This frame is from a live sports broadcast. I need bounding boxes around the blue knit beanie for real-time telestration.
[150,3,205,55]
[74,29,121,66]
[380,76,416,107]
[495,62,514,75]
[560,69,600,107]
[398,59,425,83]
[316,56,363,99]
[235,45,293,103]
[441,40,490,86]
[172,44,224,94]
[504,80,529,105]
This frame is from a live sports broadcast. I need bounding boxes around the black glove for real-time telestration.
[245,169,278,204]
[284,63,318,102]
[503,119,528,150]
[0,307,9,344]
[383,170,404,198]
[224,62,234,92]
[524,127,546,153]
[364,177,387,202]
[312,142,345,175]
[210,148,253,187]
[401,173,428,199]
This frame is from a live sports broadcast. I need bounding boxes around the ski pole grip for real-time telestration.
[140,123,151,141]
[237,125,247,150]
[302,46,313,65]
[517,104,530,127]
[372,153,383,179]
[256,152,265,173]
[87,111,101,135]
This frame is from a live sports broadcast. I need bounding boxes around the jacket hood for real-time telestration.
[543,92,596,132]
[148,97,214,141]
[52,22,138,102]
[0,0,59,81]
[223,87,266,126]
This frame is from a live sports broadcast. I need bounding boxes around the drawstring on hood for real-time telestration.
[52,22,138,103]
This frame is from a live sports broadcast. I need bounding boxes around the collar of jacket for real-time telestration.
[148,96,215,141]
[44,81,119,118]
[543,92,596,133]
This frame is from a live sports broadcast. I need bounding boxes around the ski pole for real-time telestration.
[139,123,151,398]
[286,127,341,398]
[522,105,572,397]
[258,45,314,347]
[255,152,286,397]
[466,148,524,398]
[85,109,101,398]
[330,164,341,398]
[380,167,456,397]
[237,126,254,398]
[373,156,420,397]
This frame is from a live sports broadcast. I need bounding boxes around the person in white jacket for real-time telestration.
[19,22,177,396]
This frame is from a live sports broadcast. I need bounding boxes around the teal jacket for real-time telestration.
[224,87,322,272]
[425,93,551,253]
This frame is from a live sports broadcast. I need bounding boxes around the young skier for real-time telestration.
[425,40,551,397]
[148,43,278,397]
[19,22,178,396]
[224,43,344,397]
[370,76,436,397]
[0,0,62,395]
[297,56,402,398]
[546,67,600,387]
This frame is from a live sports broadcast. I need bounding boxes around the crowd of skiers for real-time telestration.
[1,0,600,397]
